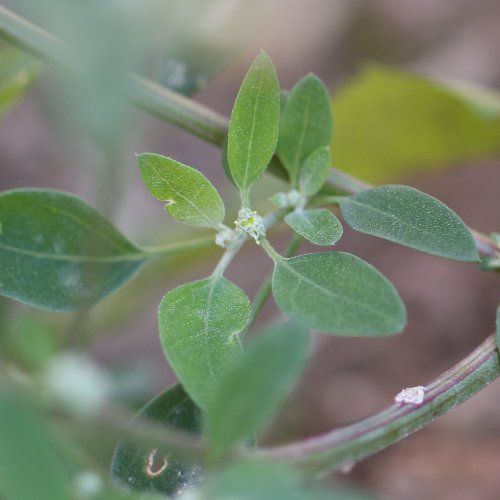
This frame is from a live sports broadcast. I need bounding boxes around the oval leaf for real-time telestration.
[111,384,203,497]
[138,153,224,228]
[206,322,309,454]
[0,189,144,311]
[339,185,479,261]
[285,209,342,246]
[272,252,406,336]
[278,74,333,185]
[227,52,280,198]
[159,276,251,410]
[299,146,331,196]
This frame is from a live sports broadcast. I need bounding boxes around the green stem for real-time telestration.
[130,75,227,146]
[0,5,69,66]
[0,5,228,146]
[247,234,303,329]
[211,237,246,278]
[140,234,215,259]
[259,238,283,264]
[254,333,500,474]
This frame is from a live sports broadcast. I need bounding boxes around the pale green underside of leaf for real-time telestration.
[339,185,478,261]
[272,252,406,336]
[278,74,333,185]
[227,52,280,195]
[285,209,343,246]
[158,276,251,410]
[206,322,309,453]
[111,384,203,497]
[331,65,500,182]
[138,152,224,228]
[299,146,331,197]
[0,47,41,118]
[0,189,144,311]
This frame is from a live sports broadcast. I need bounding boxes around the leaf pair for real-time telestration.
[278,74,333,189]
[277,76,340,246]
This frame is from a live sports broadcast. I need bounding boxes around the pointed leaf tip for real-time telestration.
[227,52,280,197]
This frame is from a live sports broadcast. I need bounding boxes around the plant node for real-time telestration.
[235,208,266,244]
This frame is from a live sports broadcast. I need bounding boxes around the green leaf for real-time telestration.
[271,251,406,336]
[0,391,69,500]
[227,52,280,199]
[202,461,371,500]
[0,47,40,119]
[285,209,342,246]
[138,153,225,229]
[299,146,331,196]
[206,322,309,453]
[0,189,144,311]
[158,276,251,410]
[7,315,59,370]
[332,65,500,182]
[111,384,203,497]
[339,185,478,261]
[278,74,333,185]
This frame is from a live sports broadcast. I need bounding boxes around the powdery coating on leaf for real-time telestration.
[394,386,425,405]
[272,251,406,336]
[158,277,251,410]
[227,52,280,194]
[339,185,479,261]
[0,189,143,311]
[285,209,343,246]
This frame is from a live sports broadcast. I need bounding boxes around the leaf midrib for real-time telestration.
[277,256,397,324]
[0,240,144,263]
[148,160,218,227]
[241,65,265,191]
[342,197,446,240]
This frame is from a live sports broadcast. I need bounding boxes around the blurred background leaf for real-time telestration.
[0,45,40,118]
[331,65,500,182]
[0,389,70,500]
[158,0,268,95]
[111,384,203,497]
